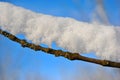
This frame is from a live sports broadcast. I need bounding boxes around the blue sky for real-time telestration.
[0,0,120,80]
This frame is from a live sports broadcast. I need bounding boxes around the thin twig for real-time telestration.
[0,29,120,68]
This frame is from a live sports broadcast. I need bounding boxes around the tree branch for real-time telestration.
[0,29,120,68]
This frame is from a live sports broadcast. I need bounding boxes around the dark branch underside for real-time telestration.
[0,29,120,68]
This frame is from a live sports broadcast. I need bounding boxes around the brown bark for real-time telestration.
[0,29,120,68]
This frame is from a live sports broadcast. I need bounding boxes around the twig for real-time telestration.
[0,29,120,68]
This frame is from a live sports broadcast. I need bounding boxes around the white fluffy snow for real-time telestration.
[0,2,120,61]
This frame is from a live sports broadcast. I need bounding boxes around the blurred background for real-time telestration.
[0,0,120,80]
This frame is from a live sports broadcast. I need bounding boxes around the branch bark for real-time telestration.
[0,29,120,68]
